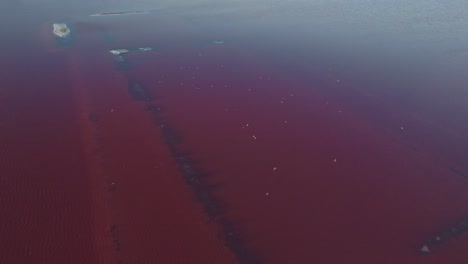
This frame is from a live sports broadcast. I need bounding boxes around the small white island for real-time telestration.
[52,23,70,38]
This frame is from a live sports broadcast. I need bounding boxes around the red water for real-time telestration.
[1,9,237,264]
[135,45,468,264]
[1,2,467,264]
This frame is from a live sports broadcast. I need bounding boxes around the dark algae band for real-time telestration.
[126,77,260,264]
[418,217,468,255]
[449,167,468,179]
[128,78,152,102]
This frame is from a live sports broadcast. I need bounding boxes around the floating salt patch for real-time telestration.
[138,47,153,52]
[109,49,129,55]
[420,245,431,254]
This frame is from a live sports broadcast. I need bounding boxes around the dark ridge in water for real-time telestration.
[116,50,257,261]
[144,104,161,113]
[113,55,133,72]
[449,167,468,178]
[418,217,468,255]
[127,78,152,101]
[160,124,183,146]
[142,97,259,263]
[174,154,225,217]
